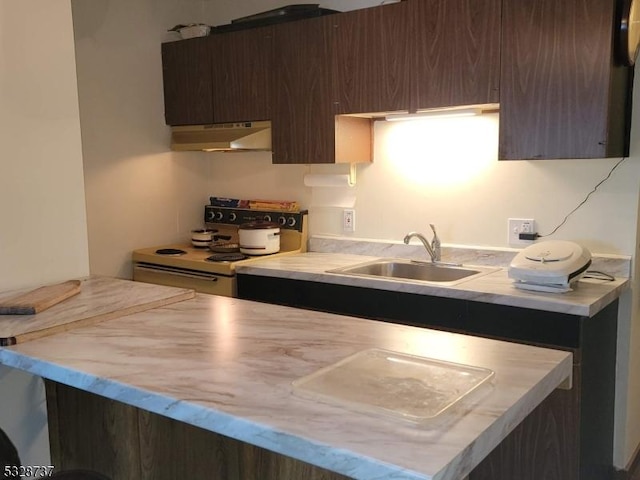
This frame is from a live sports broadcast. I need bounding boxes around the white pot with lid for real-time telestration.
[238,221,280,255]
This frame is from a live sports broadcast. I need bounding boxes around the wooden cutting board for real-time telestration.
[0,280,82,315]
[0,277,195,346]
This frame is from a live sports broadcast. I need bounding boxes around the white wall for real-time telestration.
[72,0,640,469]
[0,0,89,467]
[209,115,639,254]
[0,1,89,290]
[71,0,213,278]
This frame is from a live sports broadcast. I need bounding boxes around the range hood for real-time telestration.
[170,121,272,152]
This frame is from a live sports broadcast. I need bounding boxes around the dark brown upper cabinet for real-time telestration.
[499,0,632,160]
[161,37,214,126]
[211,26,273,123]
[411,0,501,111]
[161,0,633,161]
[270,16,336,164]
[330,2,413,114]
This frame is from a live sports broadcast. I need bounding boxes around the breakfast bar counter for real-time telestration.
[0,281,572,480]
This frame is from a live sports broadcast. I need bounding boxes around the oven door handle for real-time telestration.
[134,265,219,282]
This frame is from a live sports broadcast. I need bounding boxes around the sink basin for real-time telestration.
[327,258,497,286]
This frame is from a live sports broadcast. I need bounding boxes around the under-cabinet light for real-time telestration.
[385,108,482,122]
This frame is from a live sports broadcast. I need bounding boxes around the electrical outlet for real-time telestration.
[343,209,355,232]
[508,218,535,246]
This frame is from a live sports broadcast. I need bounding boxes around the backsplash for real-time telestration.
[309,235,632,278]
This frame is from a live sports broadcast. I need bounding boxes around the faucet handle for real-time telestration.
[429,224,441,261]
[429,224,440,244]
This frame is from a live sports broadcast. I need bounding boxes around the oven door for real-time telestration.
[133,263,236,297]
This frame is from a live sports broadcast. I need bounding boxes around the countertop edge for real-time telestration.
[0,349,431,480]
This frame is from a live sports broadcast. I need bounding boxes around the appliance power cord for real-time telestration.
[583,270,615,282]
[537,156,628,238]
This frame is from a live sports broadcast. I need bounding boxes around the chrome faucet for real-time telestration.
[404,224,441,262]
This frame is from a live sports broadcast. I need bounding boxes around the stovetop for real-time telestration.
[132,243,303,276]
[132,205,307,276]
[153,248,248,262]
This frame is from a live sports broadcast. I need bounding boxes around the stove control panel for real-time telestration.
[204,206,307,232]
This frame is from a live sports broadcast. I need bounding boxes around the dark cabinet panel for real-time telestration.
[331,2,412,114]
[45,381,142,478]
[236,276,466,325]
[46,381,350,480]
[211,27,273,123]
[270,16,335,164]
[411,0,501,110]
[499,0,631,159]
[161,38,214,126]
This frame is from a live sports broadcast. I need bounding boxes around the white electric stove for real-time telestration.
[132,207,307,297]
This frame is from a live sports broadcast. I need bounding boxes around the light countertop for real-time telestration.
[0,276,194,344]
[235,252,628,317]
[0,281,571,480]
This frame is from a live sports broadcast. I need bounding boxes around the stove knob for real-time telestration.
[214,211,224,221]
[229,212,237,222]
[263,214,272,223]
[206,210,216,222]
[287,217,297,227]
[278,216,287,226]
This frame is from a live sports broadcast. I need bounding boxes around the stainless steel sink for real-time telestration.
[327,259,498,286]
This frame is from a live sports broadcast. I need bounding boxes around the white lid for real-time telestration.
[523,241,578,263]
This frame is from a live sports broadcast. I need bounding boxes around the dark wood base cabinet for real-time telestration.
[44,377,573,480]
[238,274,620,480]
[45,381,350,480]
[470,368,580,480]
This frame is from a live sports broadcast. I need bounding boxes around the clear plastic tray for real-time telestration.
[292,349,494,425]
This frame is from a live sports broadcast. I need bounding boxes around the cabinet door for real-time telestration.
[161,38,213,126]
[411,0,500,110]
[499,0,620,159]
[270,16,335,164]
[211,27,273,123]
[331,2,412,114]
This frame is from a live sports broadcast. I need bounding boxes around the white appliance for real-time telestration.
[132,206,307,297]
[508,241,592,293]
